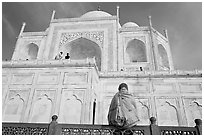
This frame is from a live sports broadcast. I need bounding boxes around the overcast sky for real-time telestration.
[2,2,202,70]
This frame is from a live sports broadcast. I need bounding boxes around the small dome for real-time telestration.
[122,22,139,28]
[81,11,112,18]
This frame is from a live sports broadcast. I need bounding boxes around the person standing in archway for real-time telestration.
[108,83,140,129]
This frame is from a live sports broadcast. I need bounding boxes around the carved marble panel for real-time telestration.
[2,86,6,104]
[182,97,202,126]
[2,74,8,84]
[134,98,150,125]
[104,83,118,93]
[155,97,179,126]
[63,72,88,84]
[104,82,149,94]
[29,89,56,123]
[37,73,60,85]
[3,89,30,122]
[130,83,150,94]
[179,83,201,92]
[11,73,34,85]
[102,96,113,124]
[153,83,175,93]
[58,89,85,124]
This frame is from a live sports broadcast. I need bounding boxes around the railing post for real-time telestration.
[150,117,160,135]
[195,119,202,135]
[48,115,58,135]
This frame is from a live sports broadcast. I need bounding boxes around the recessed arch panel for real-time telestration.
[27,43,39,60]
[62,37,102,71]
[158,44,169,69]
[126,39,147,63]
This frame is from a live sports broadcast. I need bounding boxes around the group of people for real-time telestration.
[55,52,70,60]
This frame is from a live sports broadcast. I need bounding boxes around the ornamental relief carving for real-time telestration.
[59,31,104,48]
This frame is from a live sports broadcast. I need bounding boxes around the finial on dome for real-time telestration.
[97,6,101,11]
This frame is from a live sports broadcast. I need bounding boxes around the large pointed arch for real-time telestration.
[61,37,102,71]
[126,39,147,63]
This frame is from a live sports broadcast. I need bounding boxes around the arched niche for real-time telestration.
[61,38,102,71]
[30,94,52,123]
[136,100,150,125]
[3,94,24,122]
[26,43,39,60]
[158,44,169,69]
[126,39,147,63]
[157,101,178,126]
[61,95,82,124]
[187,101,202,126]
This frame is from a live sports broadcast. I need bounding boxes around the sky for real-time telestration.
[2,2,202,70]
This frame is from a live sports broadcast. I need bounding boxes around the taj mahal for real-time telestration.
[2,7,202,128]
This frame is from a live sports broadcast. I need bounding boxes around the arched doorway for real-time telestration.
[126,39,147,63]
[27,43,39,60]
[62,38,102,71]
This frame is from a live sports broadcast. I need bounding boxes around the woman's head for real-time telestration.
[118,83,128,93]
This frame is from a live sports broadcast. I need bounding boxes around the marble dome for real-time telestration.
[81,11,112,18]
[122,22,139,28]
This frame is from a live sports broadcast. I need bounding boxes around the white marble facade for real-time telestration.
[2,10,202,126]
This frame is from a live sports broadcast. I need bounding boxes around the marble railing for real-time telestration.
[99,69,202,78]
[2,117,202,135]
[2,58,97,68]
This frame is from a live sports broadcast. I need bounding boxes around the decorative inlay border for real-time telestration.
[59,31,104,48]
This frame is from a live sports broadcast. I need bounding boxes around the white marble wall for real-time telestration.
[98,77,202,126]
[2,65,201,126]
[2,66,98,124]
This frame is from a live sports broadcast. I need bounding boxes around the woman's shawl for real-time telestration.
[108,92,139,128]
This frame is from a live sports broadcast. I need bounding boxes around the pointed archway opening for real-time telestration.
[27,43,39,60]
[63,38,102,71]
[126,39,147,63]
